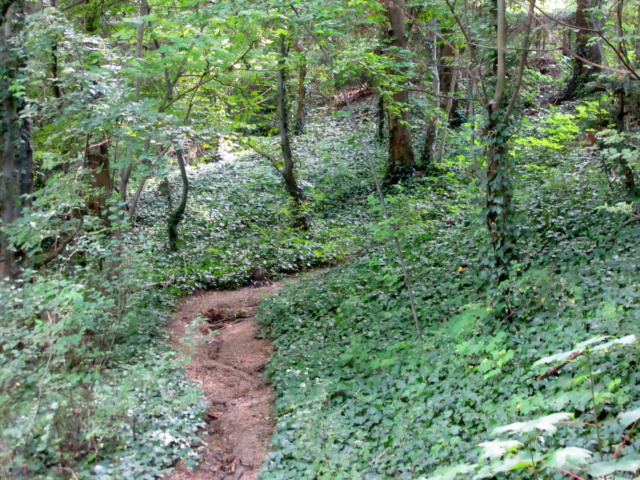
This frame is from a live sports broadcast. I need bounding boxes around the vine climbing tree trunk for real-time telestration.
[277,35,309,229]
[483,0,511,280]
[481,0,535,284]
[382,0,414,184]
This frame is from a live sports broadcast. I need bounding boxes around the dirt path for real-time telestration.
[167,283,282,480]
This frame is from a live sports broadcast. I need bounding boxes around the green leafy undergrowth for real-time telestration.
[256,135,639,479]
[137,111,378,293]
[0,230,205,479]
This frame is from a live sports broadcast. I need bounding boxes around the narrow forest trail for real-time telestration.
[166,283,283,480]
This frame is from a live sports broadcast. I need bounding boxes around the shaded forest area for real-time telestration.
[0,0,639,478]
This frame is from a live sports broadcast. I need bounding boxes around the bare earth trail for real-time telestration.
[166,282,283,480]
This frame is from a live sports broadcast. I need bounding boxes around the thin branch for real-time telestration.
[36,217,84,268]
[235,137,283,175]
[519,1,640,80]
[558,468,585,480]
[536,351,584,381]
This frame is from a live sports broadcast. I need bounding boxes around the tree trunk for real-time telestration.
[293,40,307,136]
[277,35,309,229]
[0,0,32,280]
[483,0,515,282]
[383,0,414,184]
[377,94,385,143]
[421,21,439,169]
[615,88,638,194]
[86,139,111,219]
[438,31,458,120]
[555,0,603,102]
[636,3,640,68]
[120,0,150,207]
[167,147,189,251]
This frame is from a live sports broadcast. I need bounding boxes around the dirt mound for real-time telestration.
[166,283,281,480]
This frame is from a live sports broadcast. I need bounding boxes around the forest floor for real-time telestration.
[166,282,282,480]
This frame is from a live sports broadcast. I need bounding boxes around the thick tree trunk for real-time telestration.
[383,0,414,184]
[1,0,32,280]
[277,35,309,229]
[86,139,111,218]
[555,0,603,102]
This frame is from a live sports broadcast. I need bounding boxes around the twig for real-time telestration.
[369,448,390,465]
[536,351,583,381]
[613,420,637,459]
[559,468,585,480]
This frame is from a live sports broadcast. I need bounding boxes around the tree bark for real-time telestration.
[293,39,307,136]
[382,0,414,184]
[483,0,514,282]
[554,0,603,102]
[277,35,309,229]
[167,147,189,251]
[615,88,638,194]
[86,138,111,219]
[420,21,440,169]
[120,0,150,207]
[377,94,385,143]
[0,0,33,280]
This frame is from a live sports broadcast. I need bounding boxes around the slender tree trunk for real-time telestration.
[167,147,189,251]
[420,21,439,169]
[615,88,639,194]
[293,39,307,136]
[636,4,640,67]
[438,30,458,120]
[377,94,385,143]
[483,0,514,281]
[589,0,607,67]
[277,35,308,229]
[383,0,414,184]
[436,67,458,164]
[120,0,149,206]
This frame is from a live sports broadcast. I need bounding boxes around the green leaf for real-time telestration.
[492,413,572,435]
[477,440,522,459]
[618,407,640,427]
[576,336,609,349]
[591,335,636,351]
[588,455,640,477]
[423,463,475,480]
[543,447,592,470]
[533,349,579,367]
